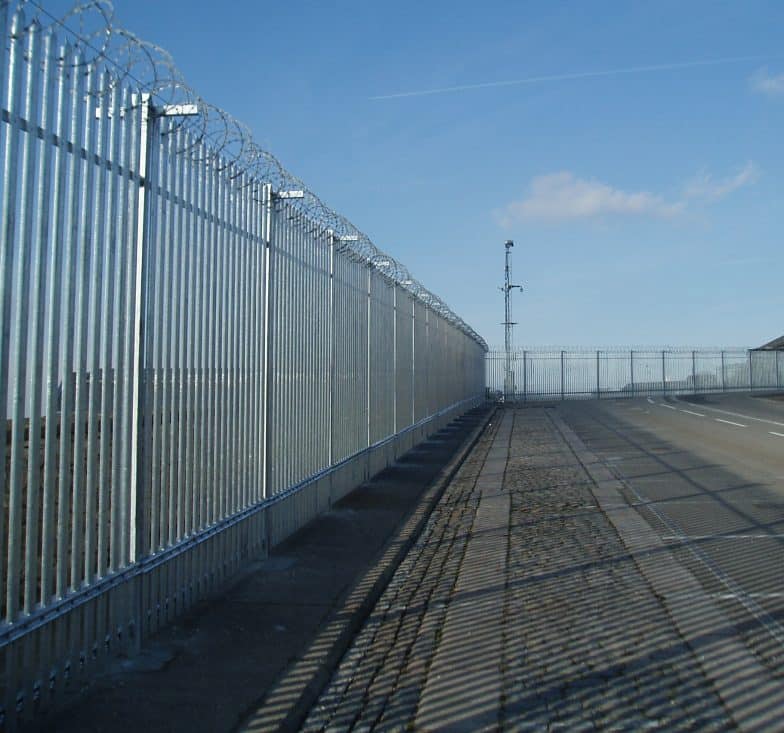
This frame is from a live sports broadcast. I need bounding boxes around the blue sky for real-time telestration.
[67,0,784,347]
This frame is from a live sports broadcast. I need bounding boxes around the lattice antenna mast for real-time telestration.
[500,240,523,399]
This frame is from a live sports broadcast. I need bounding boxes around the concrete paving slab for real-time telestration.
[302,407,735,731]
[416,412,513,732]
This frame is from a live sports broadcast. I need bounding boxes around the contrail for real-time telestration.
[369,55,768,100]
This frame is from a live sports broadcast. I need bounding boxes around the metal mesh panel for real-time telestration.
[413,302,429,421]
[751,350,777,389]
[368,271,395,445]
[394,288,414,432]
[143,121,267,547]
[486,348,781,401]
[330,254,369,463]
[267,202,331,495]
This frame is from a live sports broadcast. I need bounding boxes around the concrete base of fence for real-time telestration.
[368,443,388,478]
[268,475,332,549]
[269,402,480,548]
[3,503,270,731]
[329,460,361,506]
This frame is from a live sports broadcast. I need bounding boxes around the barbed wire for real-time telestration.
[8,0,486,348]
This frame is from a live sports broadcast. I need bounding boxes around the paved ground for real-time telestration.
[50,394,784,731]
[561,393,784,691]
[49,408,490,733]
[294,401,784,731]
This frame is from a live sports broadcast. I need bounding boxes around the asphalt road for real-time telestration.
[558,391,784,672]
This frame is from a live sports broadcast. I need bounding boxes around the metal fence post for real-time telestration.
[560,350,565,401]
[261,183,274,499]
[327,232,335,468]
[411,298,415,423]
[367,264,371,447]
[777,350,782,389]
[748,350,754,391]
[630,349,634,394]
[596,350,601,399]
[130,93,154,566]
[721,350,726,392]
[692,350,697,393]
[662,350,666,394]
[391,285,396,432]
[523,349,527,402]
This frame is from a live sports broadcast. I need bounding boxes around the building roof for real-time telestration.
[757,335,784,350]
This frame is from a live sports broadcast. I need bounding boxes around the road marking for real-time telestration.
[679,409,705,417]
[587,500,719,510]
[770,432,784,438]
[556,415,784,658]
[623,478,784,649]
[660,404,677,410]
[682,402,784,428]
[646,397,655,404]
[663,534,784,540]
[675,592,784,599]
[715,418,747,428]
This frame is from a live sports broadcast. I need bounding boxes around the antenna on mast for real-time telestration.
[499,240,523,401]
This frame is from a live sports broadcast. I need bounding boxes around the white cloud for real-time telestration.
[501,164,759,225]
[750,67,784,97]
[683,162,760,201]
[501,172,682,223]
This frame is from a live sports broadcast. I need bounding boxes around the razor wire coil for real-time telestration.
[10,0,486,348]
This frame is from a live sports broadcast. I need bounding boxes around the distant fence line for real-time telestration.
[0,3,486,725]
[486,349,784,401]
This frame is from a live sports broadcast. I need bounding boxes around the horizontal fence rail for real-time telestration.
[487,349,784,401]
[0,3,487,725]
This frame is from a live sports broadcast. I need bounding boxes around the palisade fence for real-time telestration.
[0,2,487,725]
[486,348,784,401]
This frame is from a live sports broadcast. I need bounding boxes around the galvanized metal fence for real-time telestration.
[0,4,486,725]
[487,348,784,401]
